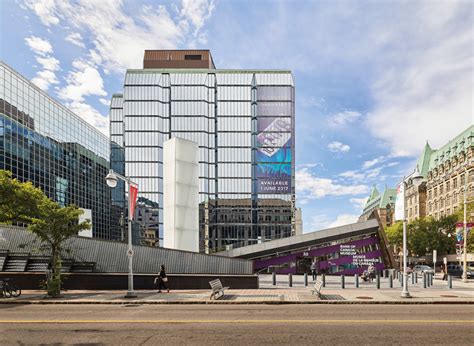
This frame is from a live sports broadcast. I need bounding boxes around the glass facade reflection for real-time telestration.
[0,62,113,239]
[112,66,295,251]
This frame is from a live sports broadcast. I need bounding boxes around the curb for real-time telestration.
[1,300,473,305]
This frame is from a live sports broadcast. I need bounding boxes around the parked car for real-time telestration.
[413,265,434,276]
[447,264,474,278]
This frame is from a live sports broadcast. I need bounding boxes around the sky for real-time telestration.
[0,0,473,233]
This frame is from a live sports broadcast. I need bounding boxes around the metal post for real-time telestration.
[304,273,308,287]
[288,273,292,287]
[462,167,468,283]
[427,273,431,287]
[423,273,427,288]
[415,272,418,284]
[341,275,345,289]
[412,272,415,284]
[272,272,276,286]
[430,273,434,286]
[355,274,359,288]
[389,274,393,288]
[448,275,452,289]
[322,274,326,287]
[125,178,136,298]
[376,274,380,289]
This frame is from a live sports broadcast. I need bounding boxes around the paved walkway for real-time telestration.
[1,274,473,304]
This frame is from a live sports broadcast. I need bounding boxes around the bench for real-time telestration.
[209,279,229,300]
[310,280,323,298]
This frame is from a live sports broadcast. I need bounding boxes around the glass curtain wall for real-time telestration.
[0,62,112,239]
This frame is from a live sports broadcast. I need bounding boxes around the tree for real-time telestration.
[385,221,403,252]
[29,198,91,297]
[1,169,90,297]
[453,201,474,253]
[0,170,45,224]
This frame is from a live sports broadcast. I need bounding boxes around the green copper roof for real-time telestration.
[363,185,380,210]
[427,124,474,172]
[416,142,435,177]
[379,188,397,208]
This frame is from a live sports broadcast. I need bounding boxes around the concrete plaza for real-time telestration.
[1,274,473,304]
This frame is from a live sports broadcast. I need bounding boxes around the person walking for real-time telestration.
[441,263,448,281]
[310,261,317,281]
[155,264,170,293]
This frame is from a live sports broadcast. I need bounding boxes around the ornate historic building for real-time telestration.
[358,186,397,227]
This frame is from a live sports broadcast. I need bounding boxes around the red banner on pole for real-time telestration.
[129,183,138,220]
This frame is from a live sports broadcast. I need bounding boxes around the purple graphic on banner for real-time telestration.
[256,94,293,194]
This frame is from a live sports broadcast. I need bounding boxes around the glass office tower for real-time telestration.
[111,50,295,251]
[0,61,113,239]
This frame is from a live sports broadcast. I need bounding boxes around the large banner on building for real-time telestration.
[394,182,405,221]
[256,98,292,194]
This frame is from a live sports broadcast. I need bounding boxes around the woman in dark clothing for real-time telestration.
[157,264,169,293]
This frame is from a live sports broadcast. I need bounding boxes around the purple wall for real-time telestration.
[254,235,385,275]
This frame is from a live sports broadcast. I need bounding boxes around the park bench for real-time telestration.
[310,279,323,298]
[209,279,229,300]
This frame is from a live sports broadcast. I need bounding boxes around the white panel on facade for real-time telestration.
[163,137,199,252]
[255,73,294,86]
[216,73,253,85]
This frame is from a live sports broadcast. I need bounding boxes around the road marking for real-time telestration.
[0,320,473,324]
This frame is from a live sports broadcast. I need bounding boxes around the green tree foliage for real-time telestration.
[29,198,91,296]
[0,170,45,223]
[385,216,456,257]
[453,201,474,253]
[0,169,90,296]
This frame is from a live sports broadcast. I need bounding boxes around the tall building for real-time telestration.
[110,50,296,252]
[0,61,113,239]
[359,186,396,227]
[425,126,474,220]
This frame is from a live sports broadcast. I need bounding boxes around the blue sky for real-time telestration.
[1,0,472,232]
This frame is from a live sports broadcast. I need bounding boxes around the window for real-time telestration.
[185,55,202,60]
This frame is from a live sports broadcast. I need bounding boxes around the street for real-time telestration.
[1,304,473,345]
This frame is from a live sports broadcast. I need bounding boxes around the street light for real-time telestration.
[461,163,472,283]
[105,169,137,298]
[401,167,423,298]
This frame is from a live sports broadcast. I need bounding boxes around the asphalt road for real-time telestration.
[1,304,473,345]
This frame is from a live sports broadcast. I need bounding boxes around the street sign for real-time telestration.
[433,250,437,263]
[127,248,134,257]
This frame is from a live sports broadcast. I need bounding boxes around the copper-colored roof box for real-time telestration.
[143,50,216,69]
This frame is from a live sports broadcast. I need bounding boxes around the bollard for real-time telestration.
[355,274,359,288]
[448,275,452,289]
[399,274,403,287]
[304,273,308,287]
[322,274,326,287]
[415,272,418,284]
[430,273,434,286]
[423,273,427,288]
[341,275,345,289]
[376,274,380,289]
[389,274,393,288]
[288,273,293,287]
[272,272,276,286]
[412,272,415,284]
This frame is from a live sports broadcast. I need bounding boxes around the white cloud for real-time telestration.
[328,111,362,126]
[35,56,60,71]
[362,156,385,169]
[327,141,350,153]
[67,101,109,135]
[24,0,60,26]
[365,2,473,157]
[99,98,110,106]
[24,36,52,55]
[339,170,365,181]
[296,168,369,200]
[24,35,59,90]
[58,59,107,103]
[24,0,216,73]
[328,214,360,228]
[350,197,368,210]
[65,32,85,48]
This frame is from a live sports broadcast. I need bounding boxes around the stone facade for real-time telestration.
[359,186,396,227]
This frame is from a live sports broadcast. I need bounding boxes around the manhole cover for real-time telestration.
[356,296,373,300]
[440,295,458,298]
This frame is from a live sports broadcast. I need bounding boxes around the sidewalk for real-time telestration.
[1,274,473,304]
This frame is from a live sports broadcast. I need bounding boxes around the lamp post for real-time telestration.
[462,165,471,283]
[106,169,138,298]
[400,168,424,298]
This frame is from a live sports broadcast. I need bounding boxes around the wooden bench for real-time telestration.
[310,280,323,298]
[209,279,229,300]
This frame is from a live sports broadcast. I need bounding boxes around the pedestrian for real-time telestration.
[155,264,169,293]
[310,261,317,281]
[441,263,448,281]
